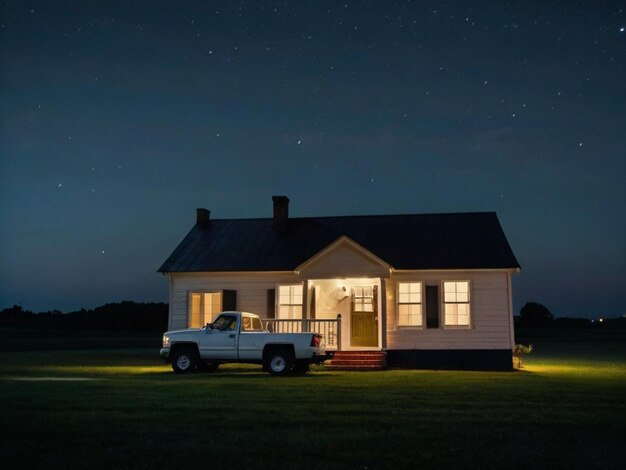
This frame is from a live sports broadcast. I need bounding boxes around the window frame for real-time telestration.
[442,280,471,329]
[276,283,304,320]
[352,285,374,313]
[187,290,223,328]
[396,281,424,328]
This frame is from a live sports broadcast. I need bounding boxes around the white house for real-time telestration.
[159,196,520,370]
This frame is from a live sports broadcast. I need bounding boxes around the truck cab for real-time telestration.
[195,312,265,359]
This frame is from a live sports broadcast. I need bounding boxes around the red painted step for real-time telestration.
[326,351,387,371]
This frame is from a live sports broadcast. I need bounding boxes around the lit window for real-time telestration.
[397,282,422,326]
[353,286,374,312]
[443,281,470,326]
[277,284,303,319]
[189,292,222,328]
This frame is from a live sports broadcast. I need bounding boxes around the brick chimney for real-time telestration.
[272,196,289,229]
[196,208,210,228]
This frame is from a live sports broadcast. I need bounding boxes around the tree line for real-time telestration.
[515,301,625,329]
[2,300,623,331]
[0,301,168,332]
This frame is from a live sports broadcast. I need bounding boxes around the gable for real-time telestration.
[297,236,391,278]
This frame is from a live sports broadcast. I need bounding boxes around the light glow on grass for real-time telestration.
[3,377,101,381]
[522,357,626,379]
[525,363,624,375]
[5,364,171,377]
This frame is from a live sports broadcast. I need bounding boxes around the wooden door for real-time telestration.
[350,286,378,347]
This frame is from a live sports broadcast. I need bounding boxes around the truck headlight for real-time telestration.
[162,335,170,348]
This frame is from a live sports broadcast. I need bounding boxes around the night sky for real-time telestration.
[1,1,624,318]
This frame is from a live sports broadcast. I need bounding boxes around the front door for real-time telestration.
[350,286,378,347]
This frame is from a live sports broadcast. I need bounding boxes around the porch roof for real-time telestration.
[159,212,520,273]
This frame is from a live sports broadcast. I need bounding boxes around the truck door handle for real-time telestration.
[229,334,236,338]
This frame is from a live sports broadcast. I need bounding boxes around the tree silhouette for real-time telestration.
[0,302,167,331]
[520,302,553,327]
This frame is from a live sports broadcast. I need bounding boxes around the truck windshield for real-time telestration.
[211,315,237,331]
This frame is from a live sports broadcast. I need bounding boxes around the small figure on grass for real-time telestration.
[513,344,533,368]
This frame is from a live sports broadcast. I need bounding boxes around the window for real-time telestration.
[242,316,264,332]
[211,314,237,331]
[353,286,374,312]
[277,284,303,319]
[189,292,222,328]
[443,281,470,326]
[397,282,422,326]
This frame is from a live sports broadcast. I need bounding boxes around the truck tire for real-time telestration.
[172,348,197,374]
[266,349,294,376]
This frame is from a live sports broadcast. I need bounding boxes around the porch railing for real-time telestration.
[263,315,342,350]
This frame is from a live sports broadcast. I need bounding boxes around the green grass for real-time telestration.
[0,327,161,351]
[1,331,625,469]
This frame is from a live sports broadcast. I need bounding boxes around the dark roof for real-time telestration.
[159,212,520,273]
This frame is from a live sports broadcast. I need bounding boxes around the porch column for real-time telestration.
[302,279,309,329]
[380,277,388,349]
[302,279,309,320]
[337,313,342,351]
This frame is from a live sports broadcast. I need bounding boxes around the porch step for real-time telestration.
[326,351,387,371]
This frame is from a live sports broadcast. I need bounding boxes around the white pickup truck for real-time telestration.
[160,311,328,375]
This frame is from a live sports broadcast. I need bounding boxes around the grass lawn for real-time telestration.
[1,330,625,469]
[0,327,161,351]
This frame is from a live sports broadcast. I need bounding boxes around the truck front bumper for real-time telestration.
[160,348,170,361]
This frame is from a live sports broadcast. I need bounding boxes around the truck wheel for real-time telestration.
[172,349,197,374]
[266,350,294,376]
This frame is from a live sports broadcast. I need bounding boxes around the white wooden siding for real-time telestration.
[167,269,515,350]
[298,243,389,278]
[385,271,514,350]
[169,272,299,330]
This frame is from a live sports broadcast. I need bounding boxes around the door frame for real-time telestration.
[349,285,379,348]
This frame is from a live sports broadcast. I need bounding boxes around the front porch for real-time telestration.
[271,235,391,351]
[263,317,387,370]
[311,277,384,350]
[268,276,387,351]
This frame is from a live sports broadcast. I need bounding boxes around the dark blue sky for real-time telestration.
[1,1,624,318]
